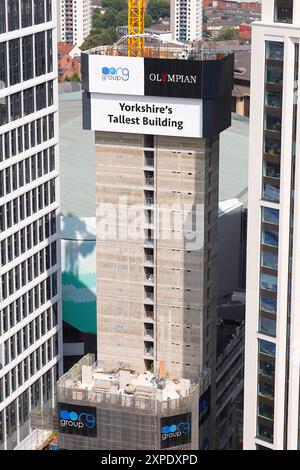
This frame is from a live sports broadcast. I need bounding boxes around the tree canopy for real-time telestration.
[81,0,170,50]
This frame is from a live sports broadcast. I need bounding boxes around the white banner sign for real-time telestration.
[90,93,203,138]
[89,55,144,96]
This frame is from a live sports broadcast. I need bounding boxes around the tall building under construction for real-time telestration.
[57,40,233,450]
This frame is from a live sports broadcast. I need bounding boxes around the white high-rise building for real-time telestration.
[0,0,63,449]
[244,0,300,450]
[170,0,203,42]
[58,0,91,47]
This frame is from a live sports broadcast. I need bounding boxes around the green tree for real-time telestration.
[81,33,103,50]
[70,72,81,82]
[217,27,238,41]
[147,0,169,23]
[102,0,127,10]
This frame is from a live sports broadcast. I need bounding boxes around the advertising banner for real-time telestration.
[160,412,192,449]
[88,55,144,96]
[89,93,203,138]
[58,403,97,437]
[199,386,211,426]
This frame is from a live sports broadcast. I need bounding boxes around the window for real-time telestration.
[34,0,45,24]
[21,0,33,28]
[35,32,45,76]
[262,207,279,225]
[262,229,278,248]
[22,35,34,81]
[260,294,277,314]
[259,316,276,336]
[10,92,22,122]
[0,0,6,34]
[36,83,46,111]
[0,42,7,88]
[7,0,20,32]
[23,87,34,116]
[9,39,21,86]
[266,41,284,61]
[274,0,293,24]
[259,339,276,357]
[261,251,278,270]
[261,273,277,292]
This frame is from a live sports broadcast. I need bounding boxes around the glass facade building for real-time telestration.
[0,0,62,449]
[244,0,300,450]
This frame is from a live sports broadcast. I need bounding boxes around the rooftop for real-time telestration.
[58,355,196,408]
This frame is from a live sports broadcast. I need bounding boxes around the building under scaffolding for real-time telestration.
[56,355,199,450]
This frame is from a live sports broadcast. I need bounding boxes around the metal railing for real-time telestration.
[145,197,154,206]
[144,274,154,282]
[144,238,154,245]
[144,157,154,168]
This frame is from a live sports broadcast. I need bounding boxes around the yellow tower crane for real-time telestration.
[128,0,145,57]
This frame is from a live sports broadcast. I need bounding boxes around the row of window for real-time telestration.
[0,367,58,449]
[0,210,56,268]
[0,0,52,34]
[0,276,57,336]
[0,335,58,405]
[0,178,56,232]
[257,339,276,442]
[0,79,54,127]
[0,114,55,163]
[2,304,58,367]
[1,242,57,301]
[0,31,53,92]
[0,146,55,198]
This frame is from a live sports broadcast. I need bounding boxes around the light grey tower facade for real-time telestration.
[244,0,300,450]
[0,0,62,449]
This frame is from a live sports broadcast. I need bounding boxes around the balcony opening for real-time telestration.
[274,0,293,24]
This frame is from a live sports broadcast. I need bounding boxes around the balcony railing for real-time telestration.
[145,274,154,282]
[144,238,154,246]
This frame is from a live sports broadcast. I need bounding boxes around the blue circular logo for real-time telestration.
[60,410,69,419]
[109,67,117,75]
[69,411,78,421]
[102,67,109,75]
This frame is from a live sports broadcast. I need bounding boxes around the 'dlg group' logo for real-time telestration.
[102,67,129,81]
[161,421,191,440]
[59,409,96,430]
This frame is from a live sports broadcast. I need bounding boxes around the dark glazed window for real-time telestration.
[0,97,8,126]
[0,42,7,89]
[22,35,34,81]
[47,30,53,73]
[10,92,22,121]
[34,0,45,24]
[7,0,20,32]
[0,0,6,33]
[21,0,33,28]
[35,32,45,76]
[9,39,20,86]
[23,87,34,115]
[36,83,46,110]
[275,0,293,23]
[45,0,51,21]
